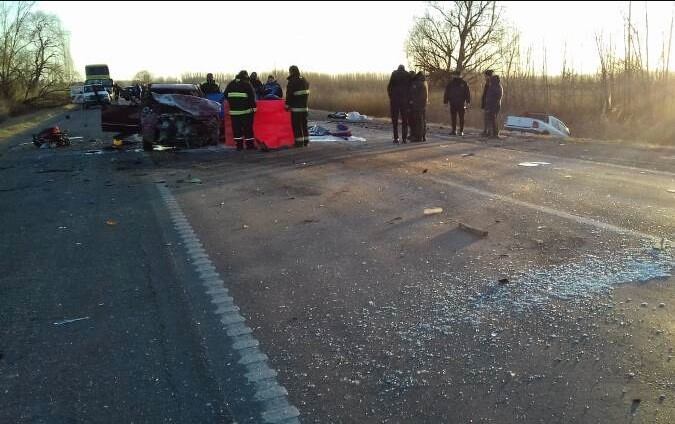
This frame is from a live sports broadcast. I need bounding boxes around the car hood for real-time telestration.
[151,93,220,118]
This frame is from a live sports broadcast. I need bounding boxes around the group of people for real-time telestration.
[201,72,284,100]
[388,65,503,143]
[387,65,429,143]
[201,66,310,151]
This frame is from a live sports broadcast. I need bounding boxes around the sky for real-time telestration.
[37,1,675,80]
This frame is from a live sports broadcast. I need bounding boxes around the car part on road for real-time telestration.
[32,126,70,148]
[423,207,443,215]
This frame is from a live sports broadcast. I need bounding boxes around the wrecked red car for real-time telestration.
[101,83,221,150]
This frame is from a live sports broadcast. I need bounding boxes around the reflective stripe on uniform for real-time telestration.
[229,108,252,115]
[293,89,310,96]
[227,92,248,98]
[291,107,309,112]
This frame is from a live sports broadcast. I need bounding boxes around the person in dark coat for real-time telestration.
[408,71,428,142]
[480,69,494,137]
[443,70,471,136]
[285,65,310,147]
[485,74,503,138]
[262,75,283,99]
[224,70,257,150]
[250,72,264,99]
[387,65,411,144]
[200,73,221,95]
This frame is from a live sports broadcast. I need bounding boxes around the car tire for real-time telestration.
[541,130,549,135]
[143,138,153,151]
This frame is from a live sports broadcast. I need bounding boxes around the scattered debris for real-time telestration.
[105,219,118,226]
[189,178,202,184]
[423,207,443,216]
[498,278,510,285]
[422,169,428,174]
[386,217,403,224]
[461,153,474,157]
[36,169,74,174]
[518,161,551,167]
[667,189,675,193]
[458,222,489,237]
[33,126,70,148]
[53,316,90,326]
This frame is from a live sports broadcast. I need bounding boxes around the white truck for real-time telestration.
[504,112,571,138]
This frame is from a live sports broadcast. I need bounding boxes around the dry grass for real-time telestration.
[173,71,675,145]
[0,104,73,141]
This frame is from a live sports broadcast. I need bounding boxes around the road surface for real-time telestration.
[1,107,673,423]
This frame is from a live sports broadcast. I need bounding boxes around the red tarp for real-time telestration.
[223,100,295,149]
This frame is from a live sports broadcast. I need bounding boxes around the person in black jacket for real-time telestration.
[224,70,257,151]
[387,65,410,144]
[480,69,493,137]
[285,65,310,147]
[443,70,471,136]
[408,71,428,142]
[200,73,221,95]
[485,74,503,138]
[250,72,264,99]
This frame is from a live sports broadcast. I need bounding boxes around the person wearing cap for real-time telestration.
[200,73,221,95]
[480,69,494,137]
[285,65,310,147]
[387,64,411,144]
[443,70,471,136]
[223,70,257,150]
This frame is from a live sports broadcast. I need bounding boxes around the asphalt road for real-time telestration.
[1,107,674,423]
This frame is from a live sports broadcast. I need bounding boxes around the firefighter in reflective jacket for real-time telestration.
[285,65,310,147]
[224,70,257,151]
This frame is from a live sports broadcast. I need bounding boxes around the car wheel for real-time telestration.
[541,130,550,135]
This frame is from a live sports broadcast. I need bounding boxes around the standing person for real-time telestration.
[387,65,410,144]
[250,72,264,99]
[285,65,310,147]
[409,71,428,142]
[480,69,493,137]
[262,75,283,99]
[406,70,417,142]
[200,73,221,94]
[485,74,503,138]
[112,83,120,102]
[443,70,471,136]
[224,70,257,151]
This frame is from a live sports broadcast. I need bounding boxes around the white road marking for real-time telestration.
[426,175,663,241]
[157,185,300,424]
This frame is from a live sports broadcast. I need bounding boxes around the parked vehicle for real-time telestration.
[70,85,84,104]
[82,84,111,107]
[504,112,571,137]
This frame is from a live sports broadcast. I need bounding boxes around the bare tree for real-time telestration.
[21,11,70,102]
[0,1,35,98]
[133,70,153,84]
[405,1,505,80]
[596,32,615,116]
